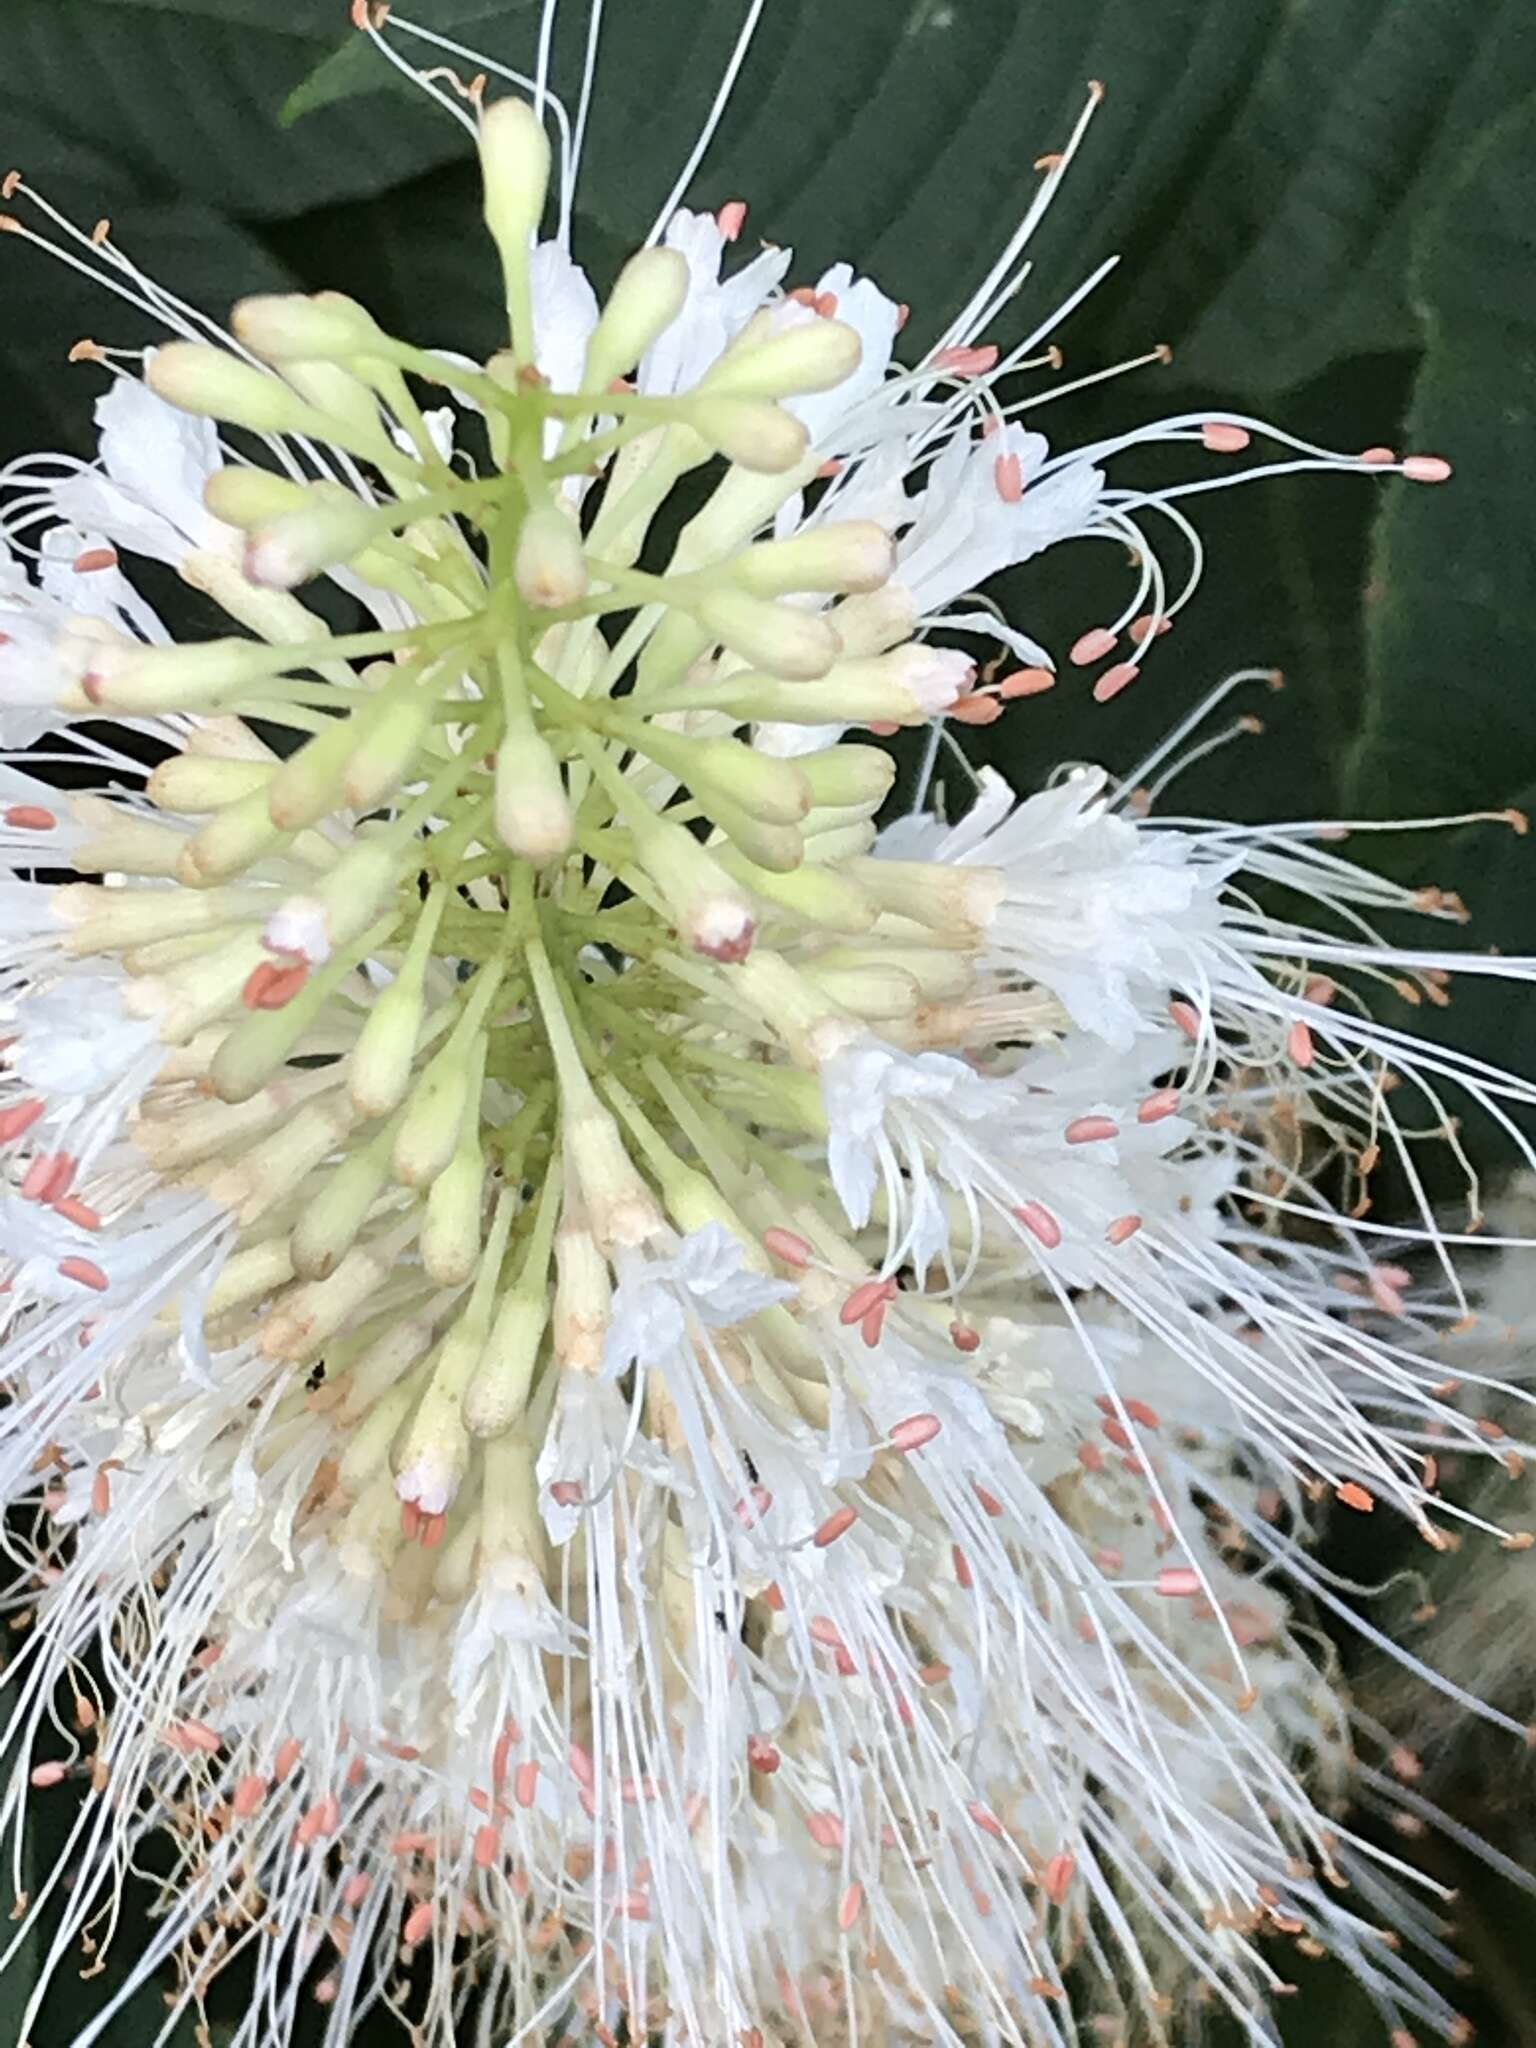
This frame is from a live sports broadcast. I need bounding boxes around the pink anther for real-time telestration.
[1064,1115,1117,1145]
[889,1413,942,1453]
[998,666,1055,698]
[762,1226,812,1267]
[812,1505,858,1548]
[1092,661,1140,704]
[1201,422,1250,453]
[1069,626,1118,666]
[1013,1201,1061,1250]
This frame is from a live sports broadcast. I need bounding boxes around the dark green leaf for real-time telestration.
[0,203,297,468]
[1340,93,1536,1124]
[283,2,533,125]
[0,2,468,221]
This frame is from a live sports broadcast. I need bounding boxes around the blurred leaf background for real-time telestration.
[1,0,1534,2041]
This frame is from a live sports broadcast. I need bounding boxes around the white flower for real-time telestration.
[639,204,792,395]
[603,1222,792,1376]
[0,24,1512,2048]
[51,363,239,569]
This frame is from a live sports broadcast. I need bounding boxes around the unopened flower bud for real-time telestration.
[289,1131,397,1280]
[566,1103,660,1250]
[394,1042,481,1190]
[147,342,327,437]
[420,1152,488,1287]
[631,813,757,962]
[716,845,877,933]
[244,485,382,591]
[514,504,589,608]
[464,1292,547,1436]
[478,97,550,327]
[394,1322,482,1516]
[76,635,292,715]
[733,521,893,598]
[310,837,402,952]
[733,949,861,1068]
[704,802,805,874]
[847,855,1006,935]
[343,681,435,812]
[146,753,273,814]
[553,1205,611,1372]
[495,731,572,865]
[798,744,897,811]
[712,645,971,727]
[266,706,366,830]
[582,246,689,390]
[702,318,863,400]
[231,290,383,365]
[802,959,920,1023]
[348,901,443,1118]
[642,729,810,826]
[829,583,918,657]
[693,586,841,681]
[687,398,809,474]
[177,786,290,886]
[202,466,312,531]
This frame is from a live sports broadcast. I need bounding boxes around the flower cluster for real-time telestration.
[0,11,1530,2047]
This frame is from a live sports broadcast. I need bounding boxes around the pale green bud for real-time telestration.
[147,342,329,436]
[311,837,402,951]
[687,397,809,474]
[344,684,435,811]
[463,1292,547,1437]
[699,798,804,873]
[279,358,391,450]
[801,959,920,1023]
[715,847,876,933]
[53,879,262,956]
[828,583,918,656]
[693,586,841,681]
[494,729,573,865]
[177,786,290,886]
[513,503,589,608]
[641,728,810,826]
[231,290,383,364]
[266,708,365,830]
[553,1206,611,1372]
[798,744,896,811]
[69,796,198,878]
[479,95,550,278]
[421,1152,487,1287]
[77,634,291,715]
[732,521,893,598]
[202,466,312,531]
[393,1039,481,1189]
[147,753,274,814]
[350,970,430,1120]
[289,1130,399,1281]
[846,854,1007,934]
[201,1235,296,1321]
[244,484,382,591]
[338,1314,439,1425]
[801,816,878,864]
[208,1093,360,1222]
[702,318,862,400]
[566,1102,660,1250]
[338,1359,434,1500]
[631,812,757,961]
[581,246,689,389]
[732,949,862,1068]
[259,1217,412,1362]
